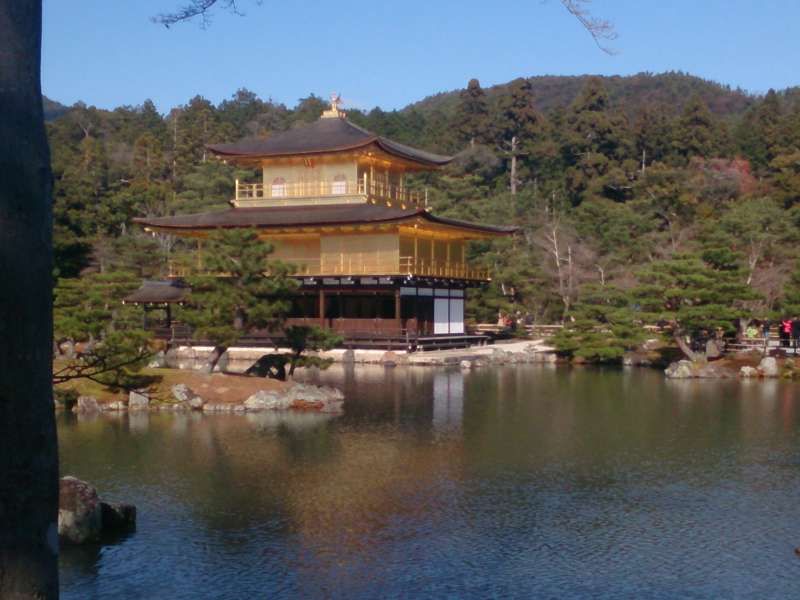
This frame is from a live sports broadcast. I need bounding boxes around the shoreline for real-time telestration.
[158,339,558,371]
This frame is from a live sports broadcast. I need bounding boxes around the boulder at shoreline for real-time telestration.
[58,476,136,544]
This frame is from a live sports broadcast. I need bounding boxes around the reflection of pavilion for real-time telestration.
[433,371,464,431]
[296,364,465,430]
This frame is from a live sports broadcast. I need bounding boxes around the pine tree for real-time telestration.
[736,89,783,171]
[494,78,550,193]
[132,132,165,182]
[633,104,674,168]
[561,77,632,204]
[633,253,758,360]
[52,271,152,389]
[454,78,491,147]
[553,284,645,362]
[292,94,328,125]
[172,95,228,176]
[181,230,297,372]
[673,95,718,160]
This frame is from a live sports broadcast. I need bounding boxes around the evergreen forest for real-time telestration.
[48,71,800,362]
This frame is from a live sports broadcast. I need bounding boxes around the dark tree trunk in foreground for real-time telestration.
[0,1,59,598]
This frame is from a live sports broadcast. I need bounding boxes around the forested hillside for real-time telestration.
[43,96,69,121]
[48,72,800,361]
[409,72,756,122]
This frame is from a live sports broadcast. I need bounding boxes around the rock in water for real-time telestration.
[128,390,150,410]
[171,383,193,403]
[490,348,511,364]
[172,383,205,409]
[380,351,408,367]
[664,360,695,379]
[59,477,137,544]
[287,383,344,402]
[696,363,734,378]
[759,356,779,377]
[73,395,99,413]
[740,366,759,378]
[244,390,289,411]
[58,476,102,544]
[147,350,166,368]
[100,502,137,534]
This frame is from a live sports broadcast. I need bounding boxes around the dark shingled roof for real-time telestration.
[123,280,191,304]
[134,204,518,236]
[207,117,453,167]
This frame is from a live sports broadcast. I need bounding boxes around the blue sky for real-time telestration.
[42,0,800,113]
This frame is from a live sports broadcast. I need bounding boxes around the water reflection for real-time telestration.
[432,371,464,431]
[58,366,800,599]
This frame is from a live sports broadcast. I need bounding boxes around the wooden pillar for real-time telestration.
[395,288,401,322]
[165,303,172,328]
[319,289,325,327]
[414,291,420,335]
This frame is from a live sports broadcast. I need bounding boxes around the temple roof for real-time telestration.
[123,279,190,304]
[207,117,453,167]
[134,204,518,236]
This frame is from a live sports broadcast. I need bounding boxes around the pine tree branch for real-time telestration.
[52,349,153,385]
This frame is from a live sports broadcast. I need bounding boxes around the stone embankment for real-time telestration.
[72,379,344,415]
[59,476,136,544]
[159,340,557,371]
[664,356,781,379]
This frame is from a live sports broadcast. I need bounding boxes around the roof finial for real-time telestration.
[321,92,346,119]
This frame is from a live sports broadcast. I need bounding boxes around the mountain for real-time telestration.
[43,96,69,121]
[406,72,758,119]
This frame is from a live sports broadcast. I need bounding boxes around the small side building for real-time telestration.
[131,99,517,350]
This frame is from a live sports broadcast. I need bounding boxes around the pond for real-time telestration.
[59,365,800,599]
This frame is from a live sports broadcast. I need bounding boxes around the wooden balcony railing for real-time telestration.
[399,257,491,281]
[168,255,490,281]
[235,173,428,207]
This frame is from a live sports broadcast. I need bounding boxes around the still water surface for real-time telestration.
[59,365,800,599]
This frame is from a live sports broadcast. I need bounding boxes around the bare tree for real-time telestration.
[499,136,526,195]
[153,0,257,28]
[560,0,618,54]
[0,1,59,598]
[155,0,617,55]
[534,209,581,321]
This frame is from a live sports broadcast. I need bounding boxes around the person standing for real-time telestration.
[792,318,800,352]
[781,318,792,348]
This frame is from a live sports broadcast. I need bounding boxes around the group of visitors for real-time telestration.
[744,319,800,350]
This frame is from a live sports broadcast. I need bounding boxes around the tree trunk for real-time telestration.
[204,345,227,373]
[510,136,518,196]
[0,1,59,598]
[287,351,301,379]
[738,317,750,341]
[674,332,701,362]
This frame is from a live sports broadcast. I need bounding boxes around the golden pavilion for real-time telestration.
[131,96,516,349]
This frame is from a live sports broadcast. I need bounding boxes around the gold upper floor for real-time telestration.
[230,152,428,209]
